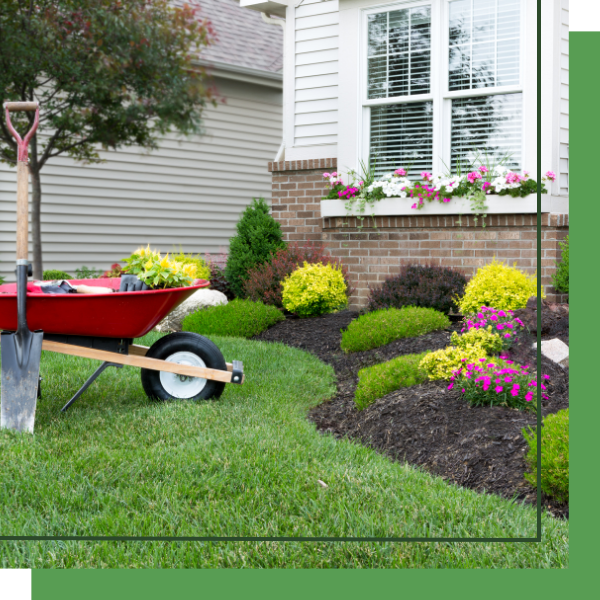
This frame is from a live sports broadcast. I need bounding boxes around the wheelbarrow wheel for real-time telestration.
[141,332,227,401]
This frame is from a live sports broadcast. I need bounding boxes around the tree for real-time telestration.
[0,0,215,278]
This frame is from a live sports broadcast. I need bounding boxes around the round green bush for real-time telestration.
[182,299,284,338]
[225,198,286,298]
[341,306,450,353]
[43,269,73,280]
[523,409,569,503]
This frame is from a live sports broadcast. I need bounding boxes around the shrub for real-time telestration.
[75,265,103,279]
[208,264,235,300]
[0,275,5,285]
[455,359,547,411]
[458,259,543,314]
[552,235,569,294]
[244,241,354,308]
[225,198,286,298]
[282,262,347,318]
[368,264,467,314]
[419,344,490,381]
[523,409,569,502]
[341,307,450,353]
[99,263,123,278]
[355,352,430,410]
[450,327,503,355]
[182,299,284,338]
[42,269,73,280]
[170,251,211,281]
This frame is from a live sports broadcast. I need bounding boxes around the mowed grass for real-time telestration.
[0,332,568,567]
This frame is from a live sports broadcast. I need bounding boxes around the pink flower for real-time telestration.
[504,333,512,338]
[394,168,407,176]
[411,203,417,209]
[490,314,498,322]
[467,171,482,184]
[525,392,534,402]
[421,171,432,181]
[448,383,454,390]
[545,170,556,181]
[477,313,484,319]
[479,165,489,173]
[506,172,522,184]
[461,388,465,393]
[498,311,506,317]
[323,172,331,178]
[510,389,519,397]
[497,324,504,330]
[542,374,550,380]
[494,386,503,393]
[359,180,364,186]
[482,181,491,191]
[504,377,513,383]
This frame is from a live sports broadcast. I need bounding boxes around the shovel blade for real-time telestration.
[1,329,43,433]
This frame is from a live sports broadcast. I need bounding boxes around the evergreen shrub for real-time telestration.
[225,198,286,298]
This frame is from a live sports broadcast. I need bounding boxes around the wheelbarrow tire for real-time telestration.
[141,332,227,401]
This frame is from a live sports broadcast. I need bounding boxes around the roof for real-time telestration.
[173,0,283,76]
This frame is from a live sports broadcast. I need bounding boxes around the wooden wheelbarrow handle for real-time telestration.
[4,102,39,112]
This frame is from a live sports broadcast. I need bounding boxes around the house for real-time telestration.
[0,0,283,282]
[240,0,569,307]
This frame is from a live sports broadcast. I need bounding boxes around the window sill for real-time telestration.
[320,194,569,218]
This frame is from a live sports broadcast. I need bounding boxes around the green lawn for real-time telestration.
[0,332,568,567]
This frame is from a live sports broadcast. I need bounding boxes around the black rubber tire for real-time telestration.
[141,332,227,401]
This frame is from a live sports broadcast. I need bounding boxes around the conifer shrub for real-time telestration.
[243,242,353,308]
[225,198,286,298]
[282,262,347,317]
[523,409,569,503]
[355,352,430,410]
[367,264,467,314]
[551,235,569,295]
[182,299,284,338]
[341,307,450,353]
[43,269,73,280]
[458,259,542,315]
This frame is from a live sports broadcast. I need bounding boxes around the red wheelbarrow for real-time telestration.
[0,276,244,413]
[0,102,243,432]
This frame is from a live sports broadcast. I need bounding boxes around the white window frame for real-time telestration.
[359,0,527,177]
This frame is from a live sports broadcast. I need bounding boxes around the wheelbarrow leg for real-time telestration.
[61,362,122,412]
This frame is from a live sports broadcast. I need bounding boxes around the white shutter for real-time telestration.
[448,0,521,91]
[370,101,434,178]
[367,6,431,100]
[450,92,522,171]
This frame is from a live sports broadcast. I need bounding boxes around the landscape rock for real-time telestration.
[533,338,569,369]
[155,288,228,332]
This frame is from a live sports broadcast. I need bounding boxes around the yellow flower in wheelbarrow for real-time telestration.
[160,254,171,269]
[183,263,197,279]
[144,259,154,271]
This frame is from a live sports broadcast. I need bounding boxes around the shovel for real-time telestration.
[1,101,42,433]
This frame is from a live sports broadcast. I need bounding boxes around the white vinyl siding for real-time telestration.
[559,0,568,195]
[294,0,339,147]
[0,78,282,281]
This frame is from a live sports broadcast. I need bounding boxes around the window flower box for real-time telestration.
[320,194,569,219]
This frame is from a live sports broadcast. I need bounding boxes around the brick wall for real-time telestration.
[269,159,569,310]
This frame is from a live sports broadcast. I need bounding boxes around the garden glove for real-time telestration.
[119,275,150,292]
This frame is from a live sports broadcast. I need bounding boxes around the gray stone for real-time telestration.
[155,288,228,332]
[533,338,569,369]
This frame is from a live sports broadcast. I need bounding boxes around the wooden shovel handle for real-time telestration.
[4,102,38,112]
[16,162,29,261]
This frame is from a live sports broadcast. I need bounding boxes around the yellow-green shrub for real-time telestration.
[419,344,489,381]
[457,259,543,314]
[450,327,503,355]
[170,250,211,281]
[282,261,347,317]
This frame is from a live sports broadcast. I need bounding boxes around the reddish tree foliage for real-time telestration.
[243,242,354,308]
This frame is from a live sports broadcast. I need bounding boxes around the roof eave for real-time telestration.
[193,58,283,89]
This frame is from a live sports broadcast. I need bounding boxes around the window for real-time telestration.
[363,0,523,179]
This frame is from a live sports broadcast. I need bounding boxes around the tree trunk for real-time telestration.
[30,166,43,280]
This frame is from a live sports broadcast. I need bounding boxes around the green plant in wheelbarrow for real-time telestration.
[122,245,197,289]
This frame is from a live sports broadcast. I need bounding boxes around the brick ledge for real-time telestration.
[269,158,337,173]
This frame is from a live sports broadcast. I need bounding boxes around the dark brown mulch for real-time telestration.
[253,306,569,519]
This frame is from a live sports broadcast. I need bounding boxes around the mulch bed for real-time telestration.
[253,300,569,519]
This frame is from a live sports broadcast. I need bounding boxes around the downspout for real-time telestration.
[261,12,286,162]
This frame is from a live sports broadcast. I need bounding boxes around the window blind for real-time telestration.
[368,6,431,99]
[450,93,522,172]
[448,0,521,91]
[370,101,434,178]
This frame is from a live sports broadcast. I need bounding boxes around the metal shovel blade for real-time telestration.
[1,328,43,433]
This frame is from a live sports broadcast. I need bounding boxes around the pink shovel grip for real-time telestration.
[4,105,40,162]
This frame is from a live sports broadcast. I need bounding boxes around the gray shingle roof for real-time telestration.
[174,0,283,74]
